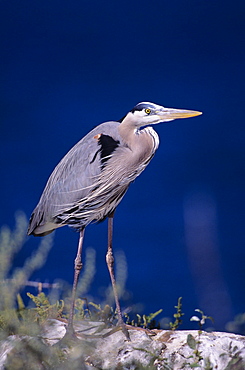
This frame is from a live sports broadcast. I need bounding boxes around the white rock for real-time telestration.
[1,320,245,369]
[153,330,245,369]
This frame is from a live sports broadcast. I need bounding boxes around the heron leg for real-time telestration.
[106,214,130,340]
[66,228,85,336]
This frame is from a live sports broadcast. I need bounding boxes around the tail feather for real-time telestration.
[27,210,59,236]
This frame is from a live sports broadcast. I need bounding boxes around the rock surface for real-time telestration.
[1,319,245,369]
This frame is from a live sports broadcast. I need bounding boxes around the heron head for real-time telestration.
[126,102,202,128]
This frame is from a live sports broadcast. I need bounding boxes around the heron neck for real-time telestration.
[118,118,159,160]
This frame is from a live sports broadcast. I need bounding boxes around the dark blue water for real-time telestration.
[1,0,244,333]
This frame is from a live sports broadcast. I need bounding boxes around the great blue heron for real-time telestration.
[28,102,202,339]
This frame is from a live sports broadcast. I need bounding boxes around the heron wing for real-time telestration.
[28,121,121,235]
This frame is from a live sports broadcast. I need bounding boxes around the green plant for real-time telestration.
[186,333,203,365]
[125,309,162,329]
[183,309,214,368]
[190,309,214,333]
[0,212,54,312]
[169,297,184,330]
[27,292,65,322]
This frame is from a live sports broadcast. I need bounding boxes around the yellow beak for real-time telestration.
[157,108,202,122]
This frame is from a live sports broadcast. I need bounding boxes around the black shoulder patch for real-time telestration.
[90,134,120,167]
[99,134,120,166]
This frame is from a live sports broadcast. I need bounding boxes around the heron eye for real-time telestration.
[145,108,151,115]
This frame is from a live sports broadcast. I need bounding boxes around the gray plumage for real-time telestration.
[27,101,202,339]
[28,122,159,236]
[28,102,201,237]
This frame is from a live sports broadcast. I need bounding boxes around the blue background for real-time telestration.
[1,0,244,331]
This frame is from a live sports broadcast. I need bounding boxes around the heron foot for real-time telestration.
[56,325,79,348]
[117,318,130,341]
